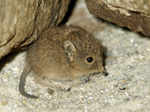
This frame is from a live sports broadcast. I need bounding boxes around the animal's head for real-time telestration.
[63,26,105,79]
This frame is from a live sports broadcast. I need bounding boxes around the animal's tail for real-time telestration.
[19,67,38,99]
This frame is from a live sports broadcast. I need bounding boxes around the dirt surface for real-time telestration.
[0,0,150,112]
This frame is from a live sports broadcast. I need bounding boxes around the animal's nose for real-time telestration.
[98,64,108,76]
[102,70,109,76]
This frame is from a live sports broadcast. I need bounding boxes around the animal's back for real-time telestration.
[27,27,71,80]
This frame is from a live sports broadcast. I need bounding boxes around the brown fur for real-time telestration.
[19,26,105,98]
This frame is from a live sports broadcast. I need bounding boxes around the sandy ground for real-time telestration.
[0,0,150,112]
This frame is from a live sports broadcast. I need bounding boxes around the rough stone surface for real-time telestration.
[0,0,70,59]
[86,0,150,37]
[0,0,150,112]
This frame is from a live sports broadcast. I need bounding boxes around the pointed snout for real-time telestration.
[97,63,108,76]
[97,63,105,72]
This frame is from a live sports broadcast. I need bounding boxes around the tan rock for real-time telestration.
[86,0,150,37]
[0,0,70,59]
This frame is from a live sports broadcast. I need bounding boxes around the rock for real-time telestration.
[0,0,71,59]
[85,0,150,37]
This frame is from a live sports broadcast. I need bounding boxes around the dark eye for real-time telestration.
[86,57,94,63]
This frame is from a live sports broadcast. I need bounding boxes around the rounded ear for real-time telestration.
[64,40,76,62]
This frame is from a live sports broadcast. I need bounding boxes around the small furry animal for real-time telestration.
[19,26,105,98]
